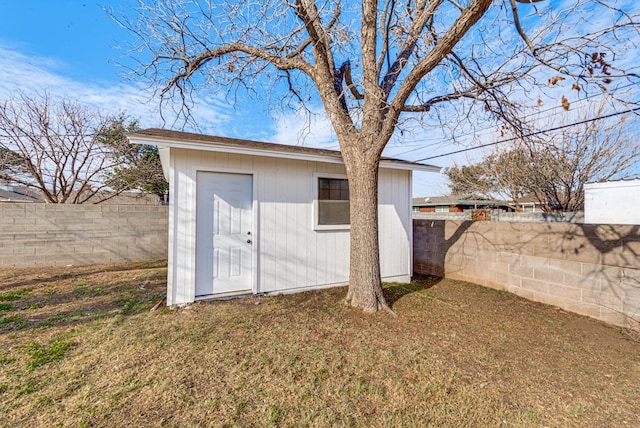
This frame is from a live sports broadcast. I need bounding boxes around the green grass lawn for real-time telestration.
[1,260,639,427]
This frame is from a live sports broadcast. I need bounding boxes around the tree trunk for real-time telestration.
[344,155,392,314]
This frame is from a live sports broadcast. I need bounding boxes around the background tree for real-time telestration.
[100,116,169,204]
[0,91,122,204]
[0,94,167,204]
[445,105,640,211]
[445,162,495,196]
[112,0,640,312]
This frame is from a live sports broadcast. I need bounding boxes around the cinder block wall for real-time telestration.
[414,219,640,329]
[0,203,168,267]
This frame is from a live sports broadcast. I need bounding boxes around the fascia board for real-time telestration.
[128,135,344,165]
[383,161,440,172]
[128,135,441,173]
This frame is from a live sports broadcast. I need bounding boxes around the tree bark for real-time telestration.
[343,151,392,314]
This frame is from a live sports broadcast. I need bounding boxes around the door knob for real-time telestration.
[247,239,252,244]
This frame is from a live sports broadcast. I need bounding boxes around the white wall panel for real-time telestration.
[585,180,640,225]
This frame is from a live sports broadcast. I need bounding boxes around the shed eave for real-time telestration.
[382,161,440,173]
[128,134,440,173]
[129,135,345,165]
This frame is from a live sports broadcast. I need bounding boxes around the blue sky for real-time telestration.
[0,1,638,197]
[0,2,264,136]
[1,2,120,83]
[0,1,467,196]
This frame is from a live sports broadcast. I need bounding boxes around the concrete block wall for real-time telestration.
[0,203,168,267]
[414,219,640,330]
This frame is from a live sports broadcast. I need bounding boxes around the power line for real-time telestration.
[390,81,640,158]
[414,106,640,162]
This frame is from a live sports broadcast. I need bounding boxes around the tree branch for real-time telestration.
[509,0,640,82]
[383,0,494,141]
[291,0,336,72]
[160,42,313,99]
[380,0,443,98]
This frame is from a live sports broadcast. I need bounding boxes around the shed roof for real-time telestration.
[128,128,440,173]
[585,178,640,189]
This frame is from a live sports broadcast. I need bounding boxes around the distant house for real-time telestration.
[514,192,585,213]
[514,193,544,212]
[412,194,514,213]
[585,179,640,225]
[0,180,161,205]
[128,128,440,306]
[515,193,568,212]
[0,182,41,203]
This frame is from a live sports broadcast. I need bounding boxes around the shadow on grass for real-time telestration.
[0,262,167,335]
[0,259,167,292]
[383,274,443,307]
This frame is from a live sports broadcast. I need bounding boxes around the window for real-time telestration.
[317,177,350,227]
[435,205,449,213]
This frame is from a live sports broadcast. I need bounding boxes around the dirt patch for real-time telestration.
[1,261,639,427]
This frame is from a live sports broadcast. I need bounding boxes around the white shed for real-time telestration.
[584,179,640,225]
[127,129,439,306]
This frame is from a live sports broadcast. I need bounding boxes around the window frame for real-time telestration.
[312,172,350,230]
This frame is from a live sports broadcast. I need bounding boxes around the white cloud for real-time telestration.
[271,107,339,149]
[0,42,231,130]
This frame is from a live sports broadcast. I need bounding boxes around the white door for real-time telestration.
[196,172,253,296]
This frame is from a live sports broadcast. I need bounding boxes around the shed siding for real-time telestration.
[378,167,412,279]
[167,148,412,305]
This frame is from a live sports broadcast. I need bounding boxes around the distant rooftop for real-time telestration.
[0,185,161,205]
[412,194,511,207]
[0,186,41,203]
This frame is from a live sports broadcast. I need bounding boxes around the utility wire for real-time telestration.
[391,81,640,157]
[414,106,640,163]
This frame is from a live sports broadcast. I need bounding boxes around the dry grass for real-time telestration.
[1,261,639,427]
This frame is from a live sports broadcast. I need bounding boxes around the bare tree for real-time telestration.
[0,92,120,204]
[446,104,640,211]
[445,149,538,207]
[519,106,639,212]
[112,0,640,312]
